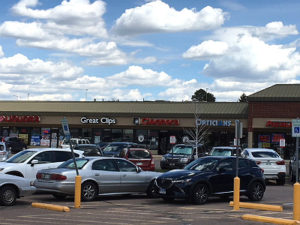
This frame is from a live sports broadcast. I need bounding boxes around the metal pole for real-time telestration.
[296,137,299,182]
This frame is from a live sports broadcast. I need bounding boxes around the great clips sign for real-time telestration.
[80,117,116,125]
[135,118,180,126]
[0,115,40,123]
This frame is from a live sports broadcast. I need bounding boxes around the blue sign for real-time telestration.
[292,119,300,137]
[61,117,71,141]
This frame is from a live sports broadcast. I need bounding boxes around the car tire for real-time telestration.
[52,193,67,200]
[146,180,156,198]
[247,182,264,201]
[81,182,98,201]
[0,185,17,206]
[191,183,209,204]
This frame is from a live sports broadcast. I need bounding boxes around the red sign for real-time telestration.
[258,135,270,143]
[266,121,291,128]
[0,115,40,123]
[141,118,179,126]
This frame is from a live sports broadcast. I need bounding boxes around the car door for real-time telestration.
[91,159,121,194]
[116,159,147,193]
[209,158,235,193]
[235,158,253,191]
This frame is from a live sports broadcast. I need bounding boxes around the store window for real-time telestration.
[148,130,159,150]
[41,128,51,147]
[102,129,112,142]
[93,129,102,143]
[123,129,133,142]
[31,128,41,146]
[135,130,148,147]
[112,129,122,142]
[19,128,29,145]
[82,128,92,141]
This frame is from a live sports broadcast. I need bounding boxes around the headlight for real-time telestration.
[173,178,192,183]
[161,157,166,161]
[180,158,189,163]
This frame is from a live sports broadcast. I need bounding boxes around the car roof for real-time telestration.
[244,148,276,152]
[212,146,236,149]
[24,148,83,153]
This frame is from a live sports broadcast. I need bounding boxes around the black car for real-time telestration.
[74,144,103,156]
[102,142,140,157]
[5,137,27,154]
[160,144,206,169]
[155,156,266,204]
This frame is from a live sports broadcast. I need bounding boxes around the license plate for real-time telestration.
[44,174,51,179]
[137,162,143,166]
[170,163,175,166]
[159,188,166,195]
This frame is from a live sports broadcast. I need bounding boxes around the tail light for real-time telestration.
[261,168,264,173]
[256,161,261,165]
[50,174,67,181]
[276,160,285,165]
[36,173,42,179]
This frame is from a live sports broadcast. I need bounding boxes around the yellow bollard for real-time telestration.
[74,175,82,209]
[233,176,240,210]
[294,182,300,221]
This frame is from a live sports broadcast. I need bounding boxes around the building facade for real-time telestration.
[0,84,299,157]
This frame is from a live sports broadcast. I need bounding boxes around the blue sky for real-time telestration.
[0,0,299,102]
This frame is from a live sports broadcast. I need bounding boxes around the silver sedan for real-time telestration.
[0,174,36,206]
[33,157,161,201]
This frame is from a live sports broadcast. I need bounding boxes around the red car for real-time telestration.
[121,148,155,171]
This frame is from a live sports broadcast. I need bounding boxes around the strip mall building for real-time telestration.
[0,84,299,158]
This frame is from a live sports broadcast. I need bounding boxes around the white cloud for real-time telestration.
[113,1,227,35]
[12,0,107,38]
[0,46,3,57]
[183,40,228,59]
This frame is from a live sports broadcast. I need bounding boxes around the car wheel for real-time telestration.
[247,182,264,201]
[146,180,156,198]
[0,185,17,206]
[52,193,67,200]
[191,183,209,204]
[276,178,285,185]
[81,182,97,201]
[162,196,174,202]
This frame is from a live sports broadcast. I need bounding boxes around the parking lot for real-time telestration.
[0,181,296,225]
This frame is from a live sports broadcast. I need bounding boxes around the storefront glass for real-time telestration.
[123,129,133,142]
[112,129,122,142]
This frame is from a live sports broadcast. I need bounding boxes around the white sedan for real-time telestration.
[0,174,35,206]
[241,148,286,185]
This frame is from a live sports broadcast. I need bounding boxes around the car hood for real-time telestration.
[158,169,201,180]
[163,153,191,158]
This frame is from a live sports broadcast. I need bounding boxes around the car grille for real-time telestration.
[156,178,173,189]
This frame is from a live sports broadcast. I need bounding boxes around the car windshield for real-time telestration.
[184,157,219,171]
[211,149,233,156]
[6,150,36,163]
[170,146,193,155]
[128,150,151,159]
[251,151,280,158]
[58,158,89,169]
[103,144,125,153]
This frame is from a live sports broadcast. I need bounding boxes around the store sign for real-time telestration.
[139,118,180,126]
[196,119,232,127]
[80,117,116,125]
[0,115,40,123]
[266,121,292,128]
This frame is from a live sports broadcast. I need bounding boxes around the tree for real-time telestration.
[191,89,216,102]
[239,93,248,102]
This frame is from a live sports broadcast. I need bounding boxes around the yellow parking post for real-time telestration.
[233,176,240,210]
[294,182,300,221]
[74,175,82,209]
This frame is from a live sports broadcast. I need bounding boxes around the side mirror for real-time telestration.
[136,166,142,173]
[31,159,39,166]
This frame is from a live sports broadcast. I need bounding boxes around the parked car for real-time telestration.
[160,144,205,169]
[120,148,155,171]
[74,144,103,156]
[0,174,36,206]
[33,157,161,201]
[4,137,27,154]
[0,148,84,181]
[0,142,9,162]
[61,138,90,149]
[289,152,300,182]
[155,156,266,204]
[241,148,286,185]
[102,142,140,157]
[209,146,241,156]
[95,142,110,151]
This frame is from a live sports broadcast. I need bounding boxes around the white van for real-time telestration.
[61,138,90,148]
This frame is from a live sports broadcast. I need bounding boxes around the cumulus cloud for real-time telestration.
[0,46,3,57]
[113,1,227,35]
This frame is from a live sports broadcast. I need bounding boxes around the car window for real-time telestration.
[251,151,280,158]
[54,151,74,162]
[59,158,89,169]
[92,159,118,171]
[128,150,151,159]
[211,148,232,156]
[216,159,234,172]
[238,159,249,169]
[32,151,55,163]
[185,157,219,171]
[171,146,193,155]
[116,159,137,172]
[7,150,36,163]
[83,148,101,156]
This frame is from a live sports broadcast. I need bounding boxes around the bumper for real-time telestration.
[154,181,191,199]
[33,180,75,195]
[264,172,286,180]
